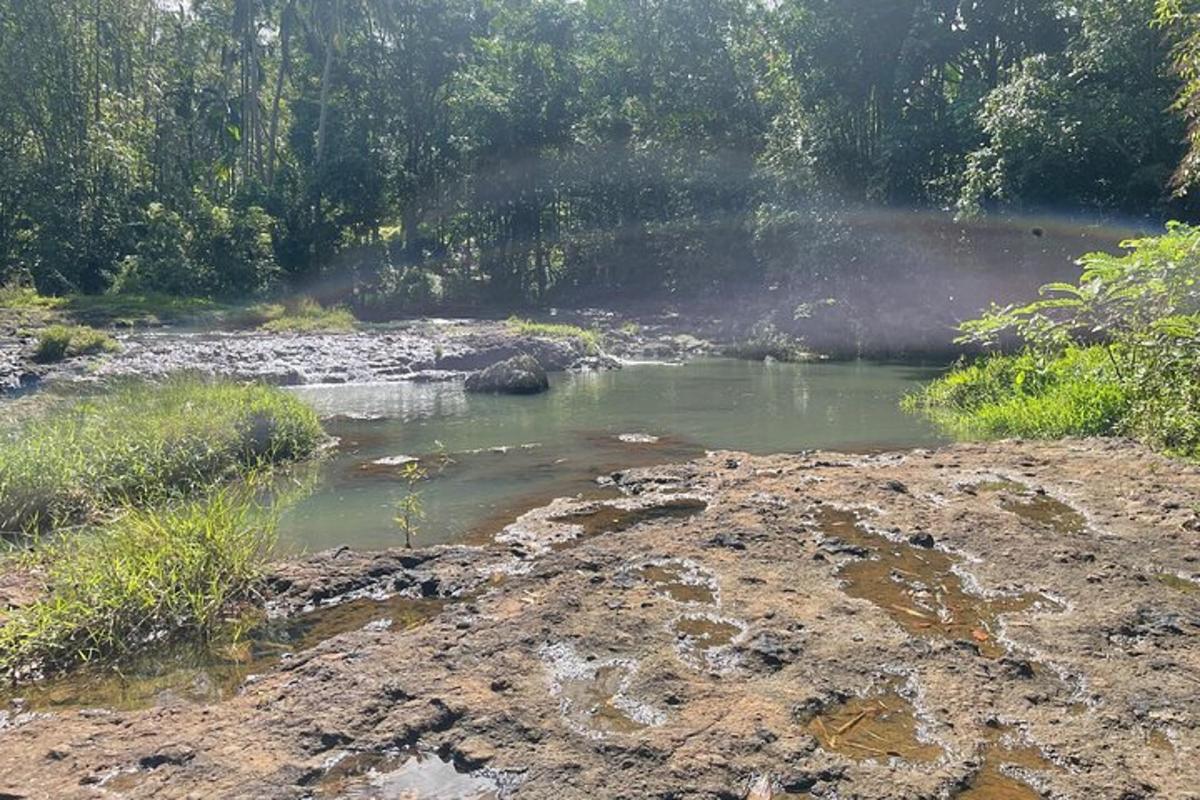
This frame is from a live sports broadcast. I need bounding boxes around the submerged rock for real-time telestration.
[464,354,550,395]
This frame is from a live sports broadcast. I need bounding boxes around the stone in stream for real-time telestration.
[464,353,550,395]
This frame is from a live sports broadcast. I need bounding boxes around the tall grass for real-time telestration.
[0,376,324,533]
[0,487,277,679]
[903,346,1130,440]
[507,316,602,354]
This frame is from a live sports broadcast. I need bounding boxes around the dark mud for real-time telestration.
[0,439,1198,799]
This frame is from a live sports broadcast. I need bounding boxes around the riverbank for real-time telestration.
[0,313,729,393]
[1,438,1195,798]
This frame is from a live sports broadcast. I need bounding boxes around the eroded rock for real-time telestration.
[2,440,1199,799]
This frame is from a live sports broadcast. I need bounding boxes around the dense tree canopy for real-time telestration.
[0,0,1194,308]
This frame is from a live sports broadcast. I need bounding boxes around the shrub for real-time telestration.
[33,325,119,363]
[910,224,1200,456]
[0,487,277,679]
[360,264,443,314]
[0,376,324,533]
[111,202,280,299]
[195,203,280,297]
[111,203,200,296]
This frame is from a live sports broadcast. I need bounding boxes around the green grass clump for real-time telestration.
[904,346,1129,440]
[255,297,357,333]
[0,488,276,679]
[33,324,120,363]
[0,376,324,533]
[0,283,63,311]
[507,316,602,354]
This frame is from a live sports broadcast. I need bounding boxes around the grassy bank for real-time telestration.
[0,488,276,678]
[251,297,358,333]
[0,376,324,533]
[907,224,1200,458]
[507,316,602,354]
[904,347,1129,440]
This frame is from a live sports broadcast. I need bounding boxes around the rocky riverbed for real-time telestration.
[1,438,1197,799]
[0,315,720,393]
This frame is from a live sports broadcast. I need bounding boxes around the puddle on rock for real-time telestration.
[548,498,707,550]
[1001,494,1086,535]
[956,723,1055,800]
[1146,729,1176,754]
[541,643,665,737]
[1156,572,1200,594]
[316,751,500,800]
[973,480,1087,535]
[805,686,943,763]
[6,596,444,712]
[672,613,745,669]
[560,664,649,735]
[816,507,1057,658]
[635,560,717,605]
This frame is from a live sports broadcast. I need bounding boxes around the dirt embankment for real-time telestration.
[1,439,1198,799]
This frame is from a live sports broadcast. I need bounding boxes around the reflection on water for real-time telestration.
[280,359,946,552]
[6,596,442,712]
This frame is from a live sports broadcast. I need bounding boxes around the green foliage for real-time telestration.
[255,298,358,333]
[61,293,225,328]
[1156,0,1200,188]
[507,317,602,354]
[959,0,1181,215]
[0,0,1194,307]
[0,487,278,679]
[912,224,1200,456]
[112,202,280,299]
[0,283,64,311]
[392,462,427,550]
[904,348,1129,439]
[33,325,119,363]
[0,377,324,533]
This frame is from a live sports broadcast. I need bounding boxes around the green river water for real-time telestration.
[280,358,947,552]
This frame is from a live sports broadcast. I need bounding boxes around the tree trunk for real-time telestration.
[315,0,339,168]
[267,0,294,187]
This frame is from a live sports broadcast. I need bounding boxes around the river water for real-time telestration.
[7,358,947,710]
[279,358,947,552]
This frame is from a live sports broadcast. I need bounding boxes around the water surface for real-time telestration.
[280,359,946,552]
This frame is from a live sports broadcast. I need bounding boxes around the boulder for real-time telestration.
[464,354,550,395]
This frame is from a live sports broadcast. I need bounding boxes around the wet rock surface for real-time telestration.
[3,319,627,393]
[0,320,42,391]
[1,439,1199,798]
